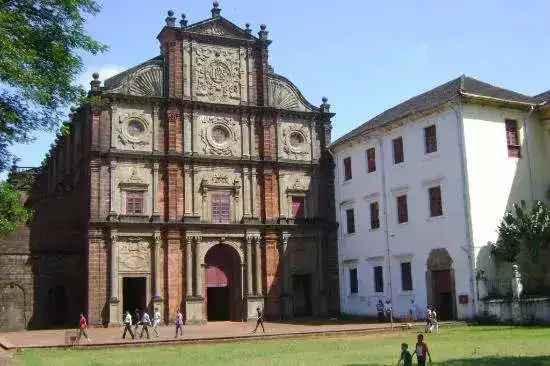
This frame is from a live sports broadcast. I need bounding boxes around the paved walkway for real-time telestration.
[0,320,435,350]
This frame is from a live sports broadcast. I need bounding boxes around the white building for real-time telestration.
[330,75,550,320]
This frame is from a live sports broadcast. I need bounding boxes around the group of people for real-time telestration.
[376,299,393,322]
[397,333,432,366]
[424,307,438,334]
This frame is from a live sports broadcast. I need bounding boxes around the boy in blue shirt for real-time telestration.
[397,342,412,366]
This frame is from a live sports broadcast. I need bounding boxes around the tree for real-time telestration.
[490,200,550,263]
[0,0,107,171]
[0,181,31,235]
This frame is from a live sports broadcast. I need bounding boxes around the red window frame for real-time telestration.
[424,125,437,154]
[291,196,305,218]
[343,157,352,181]
[505,119,521,158]
[397,194,408,224]
[211,192,231,224]
[366,148,376,173]
[393,136,404,164]
[429,186,443,217]
[126,191,144,215]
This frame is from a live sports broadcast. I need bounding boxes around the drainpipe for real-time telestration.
[377,136,393,305]
[523,106,536,202]
[451,101,476,319]
[326,146,345,312]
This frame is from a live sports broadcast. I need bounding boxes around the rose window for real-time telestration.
[289,132,305,148]
[211,125,230,144]
[127,120,145,137]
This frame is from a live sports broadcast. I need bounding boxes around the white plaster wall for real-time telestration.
[462,105,550,282]
[334,106,474,319]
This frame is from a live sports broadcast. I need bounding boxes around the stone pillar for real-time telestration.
[108,229,120,324]
[152,104,159,151]
[185,237,193,296]
[183,112,192,153]
[193,167,200,216]
[278,172,286,219]
[255,238,263,295]
[241,116,249,157]
[279,232,292,318]
[246,236,254,295]
[249,114,256,156]
[184,167,193,216]
[110,105,117,150]
[109,160,117,217]
[152,231,163,316]
[251,168,257,218]
[242,168,251,218]
[194,237,202,297]
[152,162,159,217]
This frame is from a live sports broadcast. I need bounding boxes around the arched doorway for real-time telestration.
[204,244,241,321]
[48,286,68,327]
[0,283,26,331]
[426,248,456,320]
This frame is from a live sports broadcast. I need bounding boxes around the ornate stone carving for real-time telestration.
[269,79,300,110]
[288,177,309,192]
[212,173,230,185]
[128,66,162,96]
[199,115,240,156]
[116,113,151,150]
[280,123,310,160]
[119,239,151,272]
[193,45,240,103]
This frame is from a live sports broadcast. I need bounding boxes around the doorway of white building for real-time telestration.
[426,248,456,320]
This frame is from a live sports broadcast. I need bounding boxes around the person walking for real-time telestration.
[376,299,384,322]
[252,306,265,333]
[384,299,393,323]
[122,311,134,339]
[133,308,141,339]
[140,311,151,339]
[424,307,432,333]
[77,313,90,344]
[412,333,432,366]
[152,307,161,337]
[175,310,183,338]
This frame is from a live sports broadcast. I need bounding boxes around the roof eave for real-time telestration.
[460,92,538,109]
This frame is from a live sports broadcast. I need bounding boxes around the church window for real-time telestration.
[126,191,144,214]
[211,192,231,224]
[127,120,145,137]
[291,196,305,218]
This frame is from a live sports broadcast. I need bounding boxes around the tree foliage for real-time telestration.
[0,181,31,235]
[490,200,550,263]
[0,0,107,171]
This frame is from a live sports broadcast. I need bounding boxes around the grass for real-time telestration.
[14,325,550,366]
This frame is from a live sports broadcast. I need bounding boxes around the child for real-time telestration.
[175,310,183,338]
[252,306,265,333]
[397,342,412,366]
[412,333,432,366]
[77,313,90,344]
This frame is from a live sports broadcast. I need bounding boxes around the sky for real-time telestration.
[4,0,550,179]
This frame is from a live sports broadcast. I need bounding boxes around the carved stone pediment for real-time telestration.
[119,168,148,190]
[267,75,316,112]
[104,59,163,97]
[193,45,241,104]
[118,239,151,272]
[185,18,256,40]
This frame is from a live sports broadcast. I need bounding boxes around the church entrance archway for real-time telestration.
[48,285,68,327]
[204,244,241,321]
[426,248,456,320]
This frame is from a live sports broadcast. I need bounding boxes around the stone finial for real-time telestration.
[245,23,251,33]
[258,24,269,41]
[90,72,101,91]
[320,97,330,113]
[211,1,221,18]
[165,10,176,27]
[267,64,274,73]
[180,13,188,27]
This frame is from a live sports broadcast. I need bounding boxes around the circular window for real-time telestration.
[127,120,145,137]
[289,132,305,148]
[211,125,230,144]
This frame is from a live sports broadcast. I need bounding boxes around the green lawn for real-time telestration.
[15,325,550,366]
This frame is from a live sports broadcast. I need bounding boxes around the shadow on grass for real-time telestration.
[344,355,550,365]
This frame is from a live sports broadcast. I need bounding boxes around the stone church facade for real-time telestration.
[21,3,338,327]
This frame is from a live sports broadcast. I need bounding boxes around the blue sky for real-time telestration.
[5,0,550,178]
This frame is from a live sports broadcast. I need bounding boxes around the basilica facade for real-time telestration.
[25,3,338,326]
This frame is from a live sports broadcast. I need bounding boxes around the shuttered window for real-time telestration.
[346,208,355,234]
[349,268,358,294]
[211,192,230,224]
[401,262,413,291]
[370,201,380,229]
[366,148,376,173]
[397,194,408,224]
[505,119,521,158]
[429,186,443,217]
[424,125,437,154]
[126,192,144,215]
[374,266,384,293]
[292,196,305,218]
[343,157,352,181]
[393,136,404,164]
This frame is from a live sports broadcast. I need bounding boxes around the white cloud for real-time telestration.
[76,64,126,89]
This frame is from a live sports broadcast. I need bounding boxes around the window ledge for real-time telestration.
[423,152,440,161]
[345,232,357,238]
[369,227,381,232]
[342,179,353,185]
[393,162,406,168]
[399,290,414,296]
[426,215,445,222]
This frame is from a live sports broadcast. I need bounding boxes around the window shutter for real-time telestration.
[211,193,230,224]
[292,197,305,218]
[344,157,352,180]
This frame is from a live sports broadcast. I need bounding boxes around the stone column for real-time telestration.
[194,236,202,297]
[109,160,117,216]
[110,105,117,150]
[249,114,256,156]
[279,232,292,318]
[152,162,159,217]
[251,168,257,218]
[108,229,120,324]
[255,238,263,295]
[183,112,192,153]
[242,168,250,218]
[185,237,193,296]
[241,117,249,157]
[193,167,200,216]
[152,104,159,151]
[152,231,162,299]
[278,172,286,218]
[184,167,193,216]
[246,236,254,295]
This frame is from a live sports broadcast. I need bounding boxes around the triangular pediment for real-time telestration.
[185,17,256,40]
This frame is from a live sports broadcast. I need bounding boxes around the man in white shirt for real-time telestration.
[122,311,134,339]
[152,308,161,337]
[140,311,151,339]
[384,299,392,323]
